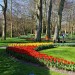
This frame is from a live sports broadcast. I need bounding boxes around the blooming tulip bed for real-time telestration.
[8,42,53,46]
[6,43,75,72]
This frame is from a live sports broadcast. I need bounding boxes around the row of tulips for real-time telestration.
[6,45,75,71]
[8,42,53,47]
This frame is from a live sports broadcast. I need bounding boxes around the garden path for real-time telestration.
[11,56,75,75]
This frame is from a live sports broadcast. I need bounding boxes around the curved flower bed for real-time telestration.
[6,43,75,71]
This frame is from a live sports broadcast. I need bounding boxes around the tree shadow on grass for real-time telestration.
[0,49,51,75]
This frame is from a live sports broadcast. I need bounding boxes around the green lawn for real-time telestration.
[0,38,33,43]
[0,38,33,47]
[40,46,75,62]
[0,48,66,75]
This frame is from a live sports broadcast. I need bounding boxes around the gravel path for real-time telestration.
[50,67,75,75]
[0,47,6,49]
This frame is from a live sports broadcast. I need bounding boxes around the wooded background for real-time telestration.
[0,0,75,42]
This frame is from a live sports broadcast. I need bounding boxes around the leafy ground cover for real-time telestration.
[0,48,66,75]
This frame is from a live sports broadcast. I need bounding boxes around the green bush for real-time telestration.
[35,45,55,51]
[54,43,75,47]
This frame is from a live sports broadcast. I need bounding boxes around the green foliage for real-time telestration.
[35,45,55,51]
[19,34,34,39]
[63,34,75,43]
[54,43,75,47]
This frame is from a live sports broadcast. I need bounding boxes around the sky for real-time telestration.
[68,0,74,2]
[0,0,29,12]
[0,0,3,12]
[0,0,74,13]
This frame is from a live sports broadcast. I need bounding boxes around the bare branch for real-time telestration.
[0,4,4,12]
[0,4,3,8]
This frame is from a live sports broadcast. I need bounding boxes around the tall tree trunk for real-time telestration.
[2,11,7,40]
[42,0,46,34]
[53,24,58,42]
[57,0,65,42]
[35,0,42,41]
[10,0,13,38]
[2,14,5,40]
[57,14,62,42]
[2,0,7,40]
[46,0,52,39]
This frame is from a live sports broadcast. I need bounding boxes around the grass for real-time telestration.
[0,35,75,74]
[19,34,35,39]
[0,37,33,47]
[40,46,75,62]
[0,37,52,47]
[19,34,46,39]
[0,43,8,47]
[0,48,66,75]
[0,37,33,43]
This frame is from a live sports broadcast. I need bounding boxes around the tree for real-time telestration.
[57,0,65,42]
[0,0,7,40]
[10,0,13,38]
[35,0,42,41]
[46,0,52,39]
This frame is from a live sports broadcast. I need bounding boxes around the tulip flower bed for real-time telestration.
[6,44,75,72]
[6,46,46,66]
